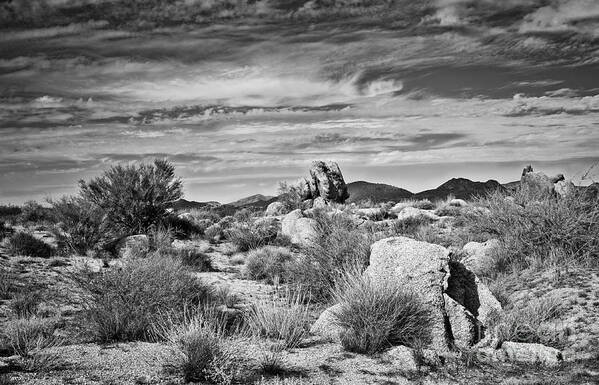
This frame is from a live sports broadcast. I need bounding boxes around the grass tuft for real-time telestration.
[7,232,55,258]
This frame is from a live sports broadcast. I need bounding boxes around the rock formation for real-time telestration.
[521,165,574,198]
[301,161,349,204]
[312,237,502,353]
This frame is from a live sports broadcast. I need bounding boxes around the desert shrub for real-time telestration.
[50,196,106,255]
[233,208,254,222]
[258,344,287,375]
[77,254,215,342]
[9,291,43,318]
[160,214,202,239]
[465,188,599,272]
[0,317,60,357]
[331,269,432,355]
[277,181,305,214]
[189,209,222,224]
[79,159,183,235]
[390,215,435,237]
[434,205,462,217]
[225,221,278,252]
[0,221,12,238]
[205,224,223,243]
[244,246,295,284]
[0,204,21,219]
[245,292,310,349]
[165,308,241,384]
[412,199,435,210]
[289,210,374,302]
[496,297,567,349]
[7,232,55,258]
[148,225,174,253]
[19,201,54,224]
[173,247,214,272]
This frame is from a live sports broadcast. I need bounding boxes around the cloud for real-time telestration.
[519,0,599,34]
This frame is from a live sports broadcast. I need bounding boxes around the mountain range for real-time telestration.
[172,177,513,211]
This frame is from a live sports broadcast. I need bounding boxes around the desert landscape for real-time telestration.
[1,1,599,384]
[1,159,598,385]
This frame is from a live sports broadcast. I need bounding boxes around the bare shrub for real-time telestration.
[277,181,305,214]
[465,188,599,273]
[76,254,215,342]
[390,215,435,237]
[49,196,106,255]
[244,246,295,284]
[225,221,277,252]
[0,267,16,300]
[9,290,43,318]
[331,268,432,355]
[245,292,310,349]
[7,232,55,258]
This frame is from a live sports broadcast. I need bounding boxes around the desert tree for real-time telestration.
[79,159,183,235]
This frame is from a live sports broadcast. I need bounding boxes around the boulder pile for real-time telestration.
[300,161,349,205]
[521,165,574,198]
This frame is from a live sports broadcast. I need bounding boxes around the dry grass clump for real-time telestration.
[8,290,43,318]
[76,254,215,342]
[165,308,243,385]
[390,215,435,237]
[290,210,374,302]
[331,269,432,355]
[412,199,435,210]
[0,317,60,357]
[465,188,599,273]
[244,246,296,284]
[495,297,567,349]
[245,292,311,350]
[225,220,278,252]
[7,232,55,258]
[0,267,17,300]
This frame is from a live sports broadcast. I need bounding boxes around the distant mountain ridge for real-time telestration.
[174,177,513,211]
[346,181,413,204]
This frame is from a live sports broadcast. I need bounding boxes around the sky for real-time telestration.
[0,0,598,204]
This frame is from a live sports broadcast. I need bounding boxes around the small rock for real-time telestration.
[500,341,563,367]
[265,201,284,216]
[385,345,420,372]
[310,304,344,342]
[449,199,468,207]
[395,207,440,222]
[281,209,317,246]
[462,239,500,277]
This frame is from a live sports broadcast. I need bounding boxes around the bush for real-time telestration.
[331,269,432,355]
[277,181,305,214]
[79,159,183,235]
[245,292,310,349]
[166,308,241,384]
[412,199,435,210]
[224,221,277,252]
[77,254,215,342]
[244,246,295,284]
[0,317,60,357]
[204,223,223,243]
[50,196,106,255]
[171,247,214,272]
[289,210,373,302]
[161,214,203,239]
[19,201,54,223]
[0,221,12,238]
[7,232,55,258]
[390,215,435,237]
[0,204,21,219]
[465,188,599,273]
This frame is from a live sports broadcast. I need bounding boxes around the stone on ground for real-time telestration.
[500,341,563,367]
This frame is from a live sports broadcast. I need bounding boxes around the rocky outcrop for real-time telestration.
[312,237,503,354]
[461,239,500,277]
[301,161,349,204]
[521,165,573,198]
[281,209,317,246]
[364,237,452,352]
[500,342,563,367]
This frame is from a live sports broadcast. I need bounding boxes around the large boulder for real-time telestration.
[364,237,452,352]
[304,161,349,204]
[444,294,480,349]
[310,303,344,342]
[500,342,563,367]
[461,239,500,277]
[265,201,284,216]
[281,209,317,246]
